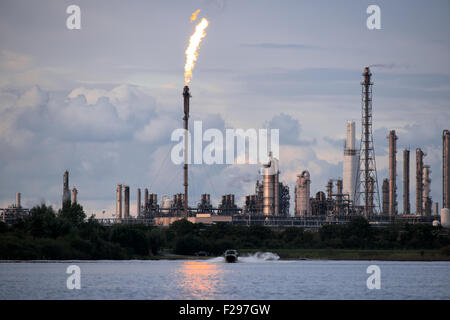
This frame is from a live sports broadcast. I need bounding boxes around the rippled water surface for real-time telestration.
[1,255,449,299]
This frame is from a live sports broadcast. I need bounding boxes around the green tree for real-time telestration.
[27,204,59,238]
[58,201,86,226]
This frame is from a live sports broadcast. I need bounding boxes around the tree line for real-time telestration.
[0,203,449,259]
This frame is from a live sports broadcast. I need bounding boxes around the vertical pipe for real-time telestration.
[423,166,432,216]
[16,192,21,208]
[144,188,148,212]
[336,179,343,215]
[274,168,279,216]
[63,170,70,206]
[368,177,374,216]
[71,188,77,205]
[116,184,122,219]
[443,130,450,209]
[137,188,141,217]
[403,149,410,214]
[124,185,130,219]
[382,179,389,216]
[416,149,424,215]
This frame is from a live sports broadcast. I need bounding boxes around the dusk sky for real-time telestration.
[0,0,449,217]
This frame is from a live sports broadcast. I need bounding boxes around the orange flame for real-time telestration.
[184,17,209,85]
[190,9,200,22]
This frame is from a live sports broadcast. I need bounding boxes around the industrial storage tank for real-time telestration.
[161,195,172,214]
[441,208,450,228]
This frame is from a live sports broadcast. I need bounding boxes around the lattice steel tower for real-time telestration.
[355,67,381,217]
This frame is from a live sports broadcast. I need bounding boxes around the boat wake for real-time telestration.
[207,252,280,263]
[240,252,280,262]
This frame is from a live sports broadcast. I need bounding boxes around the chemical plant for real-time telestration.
[2,67,450,228]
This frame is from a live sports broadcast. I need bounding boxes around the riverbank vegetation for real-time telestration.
[0,203,449,260]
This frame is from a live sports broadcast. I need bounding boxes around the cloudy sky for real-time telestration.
[0,0,449,217]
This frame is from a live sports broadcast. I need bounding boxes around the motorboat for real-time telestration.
[224,249,238,263]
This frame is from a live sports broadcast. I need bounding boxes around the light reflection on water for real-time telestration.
[176,261,223,299]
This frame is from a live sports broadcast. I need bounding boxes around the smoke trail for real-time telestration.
[184,17,209,85]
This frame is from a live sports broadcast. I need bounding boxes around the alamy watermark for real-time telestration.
[170,121,279,165]
[66,265,81,290]
[366,265,381,290]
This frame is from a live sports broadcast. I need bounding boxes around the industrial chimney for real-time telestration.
[443,130,450,209]
[123,185,130,219]
[403,149,410,215]
[343,121,358,204]
[72,188,78,205]
[183,86,191,218]
[62,170,71,206]
[15,192,21,208]
[116,184,122,219]
[137,188,141,217]
[388,130,397,216]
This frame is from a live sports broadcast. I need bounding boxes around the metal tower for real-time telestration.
[354,67,381,217]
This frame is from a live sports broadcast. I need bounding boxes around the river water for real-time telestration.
[1,254,449,299]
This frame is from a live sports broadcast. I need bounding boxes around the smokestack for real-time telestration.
[62,170,71,206]
[423,166,432,216]
[137,188,141,217]
[403,149,410,214]
[343,121,358,204]
[15,192,21,208]
[443,130,450,209]
[123,185,130,218]
[183,86,191,218]
[382,179,389,216]
[416,148,424,215]
[71,188,78,205]
[388,130,397,216]
[116,184,122,219]
[144,188,148,212]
